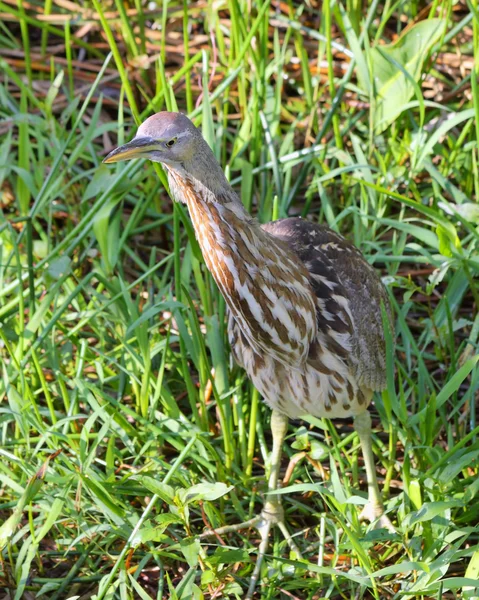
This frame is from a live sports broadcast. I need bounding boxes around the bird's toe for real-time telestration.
[360,502,396,532]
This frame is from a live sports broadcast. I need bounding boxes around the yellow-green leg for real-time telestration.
[245,410,302,598]
[354,410,395,531]
[201,410,302,599]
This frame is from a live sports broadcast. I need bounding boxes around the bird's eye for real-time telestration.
[165,138,177,148]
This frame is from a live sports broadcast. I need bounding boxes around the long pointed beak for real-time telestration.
[103,136,159,163]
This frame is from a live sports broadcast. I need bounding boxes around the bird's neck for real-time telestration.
[168,168,263,278]
[167,155,244,210]
[167,167,317,364]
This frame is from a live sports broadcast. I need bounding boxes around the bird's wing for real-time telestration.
[262,218,391,391]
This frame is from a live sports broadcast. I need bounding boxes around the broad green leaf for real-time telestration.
[356,19,445,133]
[402,501,462,529]
[84,164,114,202]
[179,537,201,568]
[408,479,422,511]
[436,222,461,257]
[437,226,454,257]
[145,513,183,542]
[439,450,479,483]
[464,548,479,597]
[140,477,175,504]
[451,203,479,223]
[184,482,233,503]
[269,482,333,497]
[47,255,72,280]
[373,561,429,577]
[209,547,252,565]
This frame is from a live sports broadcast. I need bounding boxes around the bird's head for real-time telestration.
[103,112,203,167]
[103,111,243,209]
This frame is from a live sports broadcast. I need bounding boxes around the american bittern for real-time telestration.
[104,112,394,596]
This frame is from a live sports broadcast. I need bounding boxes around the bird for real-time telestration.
[104,111,394,597]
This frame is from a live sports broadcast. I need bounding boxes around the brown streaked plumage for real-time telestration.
[104,111,395,598]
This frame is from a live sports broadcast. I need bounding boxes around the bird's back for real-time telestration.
[261,217,391,393]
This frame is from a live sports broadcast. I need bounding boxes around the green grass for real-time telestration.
[1,1,479,598]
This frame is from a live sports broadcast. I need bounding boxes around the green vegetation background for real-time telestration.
[0,1,478,598]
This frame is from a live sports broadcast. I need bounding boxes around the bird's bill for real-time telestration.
[102,136,159,163]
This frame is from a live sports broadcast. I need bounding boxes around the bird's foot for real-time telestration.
[201,499,303,600]
[359,501,396,532]
[259,499,303,558]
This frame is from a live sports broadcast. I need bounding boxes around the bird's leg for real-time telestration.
[353,410,395,531]
[245,410,302,599]
[260,410,289,526]
[201,410,303,599]
[261,411,303,557]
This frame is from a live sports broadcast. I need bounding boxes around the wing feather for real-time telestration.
[262,218,391,391]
